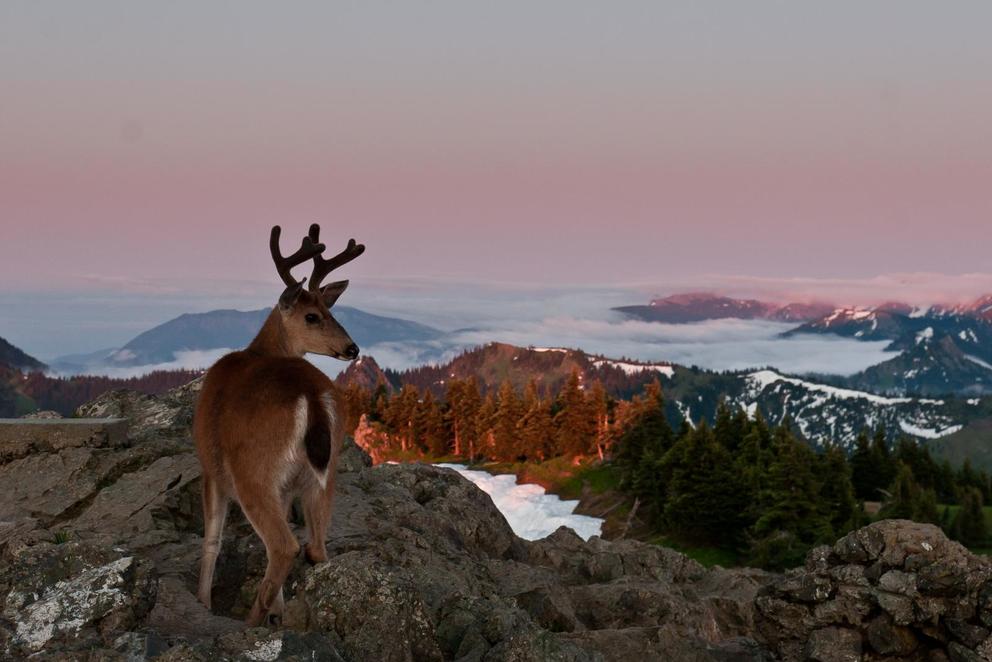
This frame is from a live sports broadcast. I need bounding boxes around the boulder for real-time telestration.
[757,519,992,660]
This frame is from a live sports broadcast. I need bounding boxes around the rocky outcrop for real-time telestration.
[756,520,992,660]
[1,379,989,660]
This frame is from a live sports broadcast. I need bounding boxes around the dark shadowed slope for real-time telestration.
[0,336,46,371]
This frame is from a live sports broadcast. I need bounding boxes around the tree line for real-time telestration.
[7,369,205,416]
[339,371,991,569]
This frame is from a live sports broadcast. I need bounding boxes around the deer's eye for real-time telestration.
[304,313,320,325]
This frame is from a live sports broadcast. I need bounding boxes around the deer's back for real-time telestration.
[193,351,339,476]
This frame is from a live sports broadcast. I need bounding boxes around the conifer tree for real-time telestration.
[749,426,832,569]
[414,390,448,457]
[446,379,482,458]
[477,391,498,459]
[871,426,897,491]
[659,422,745,546]
[849,431,875,501]
[714,401,748,451]
[517,384,554,462]
[385,384,419,452]
[951,488,987,547]
[587,381,611,460]
[736,412,773,527]
[553,370,596,457]
[613,381,673,502]
[914,488,941,525]
[879,463,920,521]
[493,380,523,461]
[818,444,860,535]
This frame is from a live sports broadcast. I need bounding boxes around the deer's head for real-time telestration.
[269,224,365,360]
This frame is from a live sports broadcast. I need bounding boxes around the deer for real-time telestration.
[193,224,365,627]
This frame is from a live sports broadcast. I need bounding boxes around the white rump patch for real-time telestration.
[279,396,309,489]
[310,392,337,489]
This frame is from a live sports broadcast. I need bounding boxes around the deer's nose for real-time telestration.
[344,344,360,360]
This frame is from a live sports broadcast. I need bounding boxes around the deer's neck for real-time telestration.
[247,308,300,357]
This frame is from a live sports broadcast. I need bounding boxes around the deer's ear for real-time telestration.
[278,281,305,311]
[320,280,349,308]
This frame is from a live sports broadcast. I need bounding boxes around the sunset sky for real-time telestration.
[1,2,991,356]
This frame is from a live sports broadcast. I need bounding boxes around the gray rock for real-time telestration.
[0,544,156,657]
[0,417,127,462]
[805,626,862,662]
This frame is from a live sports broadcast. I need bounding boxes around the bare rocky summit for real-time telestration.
[0,380,990,660]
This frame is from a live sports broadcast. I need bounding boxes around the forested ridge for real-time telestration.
[338,370,992,569]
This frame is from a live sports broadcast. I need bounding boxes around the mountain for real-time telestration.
[51,306,444,371]
[782,306,914,342]
[613,293,833,324]
[767,301,838,323]
[349,342,984,453]
[335,355,394,393]
[848,331,992,396]
[373,342,675,400]
[785,300,992,396]
[0,336,46,372]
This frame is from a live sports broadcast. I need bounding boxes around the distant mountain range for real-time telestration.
[613,292,835,324]
[49,306,444,372]
[784,301,992,396]
[338,342,989,457]
[615,292,992,397]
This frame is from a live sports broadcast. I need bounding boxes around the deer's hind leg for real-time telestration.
[240,488,301,627]
[197,472,230,610]
[302,475,335,564]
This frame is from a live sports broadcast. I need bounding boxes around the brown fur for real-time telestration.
[194,289,355,626]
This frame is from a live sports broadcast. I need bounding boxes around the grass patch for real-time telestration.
[648,534,740,568]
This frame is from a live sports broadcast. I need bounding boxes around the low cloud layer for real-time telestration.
[350,317,897,377]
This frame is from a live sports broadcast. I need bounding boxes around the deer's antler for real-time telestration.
[270,225,325,288]
[307,224,365,292]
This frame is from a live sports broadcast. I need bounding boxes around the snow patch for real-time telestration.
[747,370,917,405]
[964,355,992,371]
[591,358,674,378]
[916,327,934,345]
[898,420,963,440]
[437,464,602,541]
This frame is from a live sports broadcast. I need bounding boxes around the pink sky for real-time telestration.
[1,2,990,294]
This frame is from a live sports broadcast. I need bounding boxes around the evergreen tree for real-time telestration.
[849,431,875,501]
[736,412,773,527]
[879,463,920,521]
[587,381,612,460]
[385,384,419,452]
[951,488,988,547]
[493,380,523,461]
[870,426,897,492]
[414,391,448,457]
[749,426,832,569]
[713,401,748,452]
[818,444,860,535]
[446,379,482,459]
[914,488,941,525]
[553,370,596,457]
[613,381,673,502]
[517,383,554,462]
[476,392,498,459]
[659,422,745,546]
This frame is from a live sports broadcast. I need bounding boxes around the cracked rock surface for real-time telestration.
[2,379,988,660]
